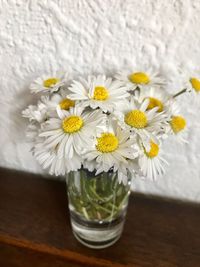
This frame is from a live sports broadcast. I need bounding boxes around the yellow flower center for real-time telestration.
[43,78,60,88]
[170,116,186,134]
[62,116,83,133]
[129,72,150,85]
[96,133,119,153]
[190,77,200,92]
[125,110,147,129]
[147,97,163,112]
[93,86,109,101]
[59,98,75,110]
[144,141,159,158]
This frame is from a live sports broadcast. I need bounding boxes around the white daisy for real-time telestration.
[115,66,165,91]
[30,72,69,94]
[180,69,200,102]
[165,100,187,143]
[137,139,168,181]
[22,99,48,123]
[83,117,138,183]
[115,96,168,142]
[39,106,106,163]
[134,87,172,113]
[33,141,82,176]
[67,75,129,112]
[41,89,76,118]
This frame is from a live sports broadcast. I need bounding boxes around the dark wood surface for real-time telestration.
[0,167,200,267]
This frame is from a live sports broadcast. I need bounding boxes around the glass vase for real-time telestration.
[66,169,131,249]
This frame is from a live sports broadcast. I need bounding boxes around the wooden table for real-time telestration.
[0,167,200,267]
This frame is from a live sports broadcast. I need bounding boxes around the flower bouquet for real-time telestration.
[23,68,198,248]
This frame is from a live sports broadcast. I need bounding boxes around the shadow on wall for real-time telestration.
[9,85,39,141]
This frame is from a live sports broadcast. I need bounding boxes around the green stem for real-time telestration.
[67,170,131,221]
[173,88,187,98]
[92,202,115,214]
[88,186,118,212]
[82,207,90,220]
[81,179,117,215]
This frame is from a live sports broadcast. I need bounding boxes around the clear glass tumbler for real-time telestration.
[66,169,131,249]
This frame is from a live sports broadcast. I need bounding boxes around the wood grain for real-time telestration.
[0,167,200,267]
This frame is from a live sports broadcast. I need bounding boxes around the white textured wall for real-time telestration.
[0,0,200,202]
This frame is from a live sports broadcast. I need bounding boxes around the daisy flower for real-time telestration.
[137,139,168,180]
[115,96,168,142]
[115,66,165,91]
[179,69,200,104]
[134,87,172,114]
[165,100,187,143]
[22,98,48,123]
[67,75,129,112]
[83,117,138,183]
[188,76,200,95]
[33,141,82,176]
[41,89,75,117]
[30,72,69,94]
[39,106,106,162]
